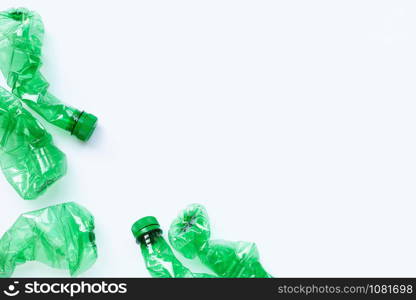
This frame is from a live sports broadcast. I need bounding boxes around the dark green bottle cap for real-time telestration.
[72,111,98,142]
[131,216,161,239]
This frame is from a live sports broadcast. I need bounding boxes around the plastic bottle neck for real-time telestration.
[137,229,163,246]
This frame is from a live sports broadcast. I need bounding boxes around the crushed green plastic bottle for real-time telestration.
[169,204,272,278]
[131,216,215,278]
[0,202,97,277]
[0,8,97,141]
[0,86,66,199]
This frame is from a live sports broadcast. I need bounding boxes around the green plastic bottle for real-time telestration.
[169,204,272,278]
[0,8,97,141]
[131,216,215,278]
[0,202,97,277]
[0,86,66,199]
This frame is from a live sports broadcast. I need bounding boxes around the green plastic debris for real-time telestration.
[0,86,66,199]
[131,216,215,278]
[0,202,97,277]
[0,8,98,141]
[169,204,272,278]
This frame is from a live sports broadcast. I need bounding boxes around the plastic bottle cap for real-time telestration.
[131,216,161,239]
[72,111,98,142]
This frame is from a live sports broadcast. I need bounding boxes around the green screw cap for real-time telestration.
[0,202,97,277]
[72,111,98,142]
[0,8,98,141]
[131,216,161,239]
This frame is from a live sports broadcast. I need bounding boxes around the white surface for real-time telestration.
[0,0,415,277]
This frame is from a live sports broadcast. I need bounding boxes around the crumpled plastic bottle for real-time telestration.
[131,216,215,278]
[0,86,66,199]
[0,202,98,277]
[0,8,98,141]
[169,204,272,278]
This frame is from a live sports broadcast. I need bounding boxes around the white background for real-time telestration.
[0,0,415,277]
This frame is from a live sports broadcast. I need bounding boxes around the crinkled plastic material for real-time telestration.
[132,217,215,278]
[0,202,97,277]
[0,86,66,199]
[169,204,272,278]
[0,8,98,141]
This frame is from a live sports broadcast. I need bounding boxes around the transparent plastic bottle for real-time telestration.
[0,202,97,277]
[0,8,98,141]
[169,204,272,278]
